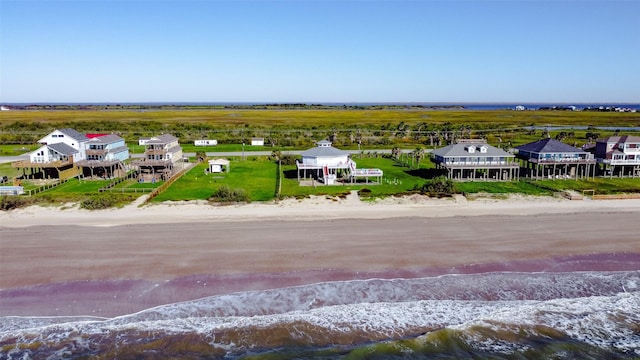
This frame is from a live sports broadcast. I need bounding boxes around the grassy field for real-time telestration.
[2,108,639,150]
[2,108,639,207]
[455,181,554,196]
[2,109,639,128]
[280,156,439,199]
[152,160,278,202]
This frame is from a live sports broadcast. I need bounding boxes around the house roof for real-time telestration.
[86,134,124,144]
[147,134,178,144]
[86,133,108,139]
[515,138,586,154]
[301,144,349,158]
[598,135,640,144]
[432,142,513,158]
[58,128,88,141]
[48,142,78,155]
[208,158,230,165]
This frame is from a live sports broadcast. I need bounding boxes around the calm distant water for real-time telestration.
[4,102,639,111]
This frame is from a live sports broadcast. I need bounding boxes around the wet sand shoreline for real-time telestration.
[2,195,640,317]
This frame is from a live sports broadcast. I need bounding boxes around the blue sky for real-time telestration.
[1,0,638,103]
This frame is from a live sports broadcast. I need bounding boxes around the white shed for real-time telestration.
[208,158,230,173]
[251,138,264,146]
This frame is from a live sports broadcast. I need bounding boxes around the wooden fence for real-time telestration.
[592,193,640,200]
[145,163,195,203]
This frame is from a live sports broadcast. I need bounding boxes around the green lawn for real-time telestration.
[0,163,21,180]
[534,178,640,195]
[279,156,435,199]
[152,159,278,202]
[454,181,554,196]
[39,178,111,194]
[455,177,640,196]
[112,178,164,190]
[0,144,37,156]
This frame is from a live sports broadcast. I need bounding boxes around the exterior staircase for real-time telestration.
[59,166,82,181]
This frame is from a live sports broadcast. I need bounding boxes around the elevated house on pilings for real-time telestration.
[132,134,183,182]
[295,140,383,185]
[76,134,129,179]
[12,128,87,180]
[595,135,640,178]
[431,139,519,181]
[297,140,351,185]
[515,138,596,180]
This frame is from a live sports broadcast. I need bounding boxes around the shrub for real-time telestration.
[421,176,455,197]
[80,195,119,210]
[280,154,299,166]
[210,185,249,203]
[0,195,35,211]
[80,193,137,210]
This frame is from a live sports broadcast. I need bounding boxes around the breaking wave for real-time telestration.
[1,271,639,359]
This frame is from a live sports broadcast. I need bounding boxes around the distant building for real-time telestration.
[251,138,264,146]
[194,139,217,146]
[138,137,152,146]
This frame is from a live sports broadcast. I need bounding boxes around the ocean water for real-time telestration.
[1,270,639,359]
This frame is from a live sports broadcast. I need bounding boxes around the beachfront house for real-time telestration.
[431,140,519,181]
[515,138,596,180]
[12,128,88,180]
[76,134,130,178]
[595,135,640,178]
[132,134,183,181]
[296,140,383,185]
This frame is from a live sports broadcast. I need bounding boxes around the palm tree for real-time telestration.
[391,146,401,160]
[413,147,425,169]
[269,150,281,162]
[195,151,207,163]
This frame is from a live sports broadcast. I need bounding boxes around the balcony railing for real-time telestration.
[442,161,518,167]
[599,158,640,165]
[86,149,108,156]
[12,159,73,168]
[527,157,596,164]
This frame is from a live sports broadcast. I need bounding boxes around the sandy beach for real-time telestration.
[1,193,640,316]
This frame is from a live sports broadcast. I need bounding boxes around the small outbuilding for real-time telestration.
[208,158,230,173]
[251,138,265,146]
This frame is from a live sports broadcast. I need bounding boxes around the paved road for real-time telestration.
[0,155,28,164]
[0,149,424,164]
